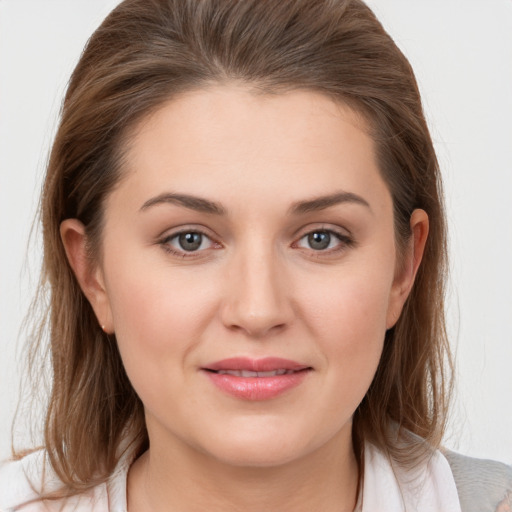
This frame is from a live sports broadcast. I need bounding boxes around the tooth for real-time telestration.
[257,370,278,377]
[241,370,258,377]
[214,369,297,377]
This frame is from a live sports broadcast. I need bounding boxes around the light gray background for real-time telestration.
[1,0,511,463]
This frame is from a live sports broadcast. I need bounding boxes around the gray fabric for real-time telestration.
[444,450,512,512]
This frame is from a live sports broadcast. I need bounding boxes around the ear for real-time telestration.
[386,209,429,329]
[60,219,114,333]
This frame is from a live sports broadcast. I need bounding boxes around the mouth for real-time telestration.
[203,356,311,373]
[208,369,303,377]
[202,357,312,401]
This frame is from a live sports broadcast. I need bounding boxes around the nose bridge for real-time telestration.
[221,236,292,337]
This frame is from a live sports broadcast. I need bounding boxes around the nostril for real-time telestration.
[229,321,288,338]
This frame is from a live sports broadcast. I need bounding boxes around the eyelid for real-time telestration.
[155,222,218,240]
[292,223,352,241]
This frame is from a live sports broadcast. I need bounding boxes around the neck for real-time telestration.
[127,425,359,512]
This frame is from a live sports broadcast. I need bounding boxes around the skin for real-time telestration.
[61,85,428,512]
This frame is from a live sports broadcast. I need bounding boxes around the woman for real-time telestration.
[0,0,510,510]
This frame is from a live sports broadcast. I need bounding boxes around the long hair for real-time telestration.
[18,0,451,491]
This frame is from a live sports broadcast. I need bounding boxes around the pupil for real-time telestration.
[308,231,330,250]
[179,232,202,251]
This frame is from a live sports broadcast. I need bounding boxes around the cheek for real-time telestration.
[301,262,394,389]
[305,264,393,341]
[102,251,221,379]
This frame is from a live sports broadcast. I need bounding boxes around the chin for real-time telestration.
[195,418,338,469]
[209,441,306,469]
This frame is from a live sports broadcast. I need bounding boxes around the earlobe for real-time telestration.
[386,209,429,329]
[60,219,114,333]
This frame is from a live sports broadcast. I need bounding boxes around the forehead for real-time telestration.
[116,85,390,214]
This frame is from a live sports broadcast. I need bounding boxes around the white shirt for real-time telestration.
[0,443,461,511]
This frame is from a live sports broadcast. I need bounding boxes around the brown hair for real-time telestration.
[19,0,452,492]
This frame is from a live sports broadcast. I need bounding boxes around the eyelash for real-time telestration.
[158,227,354,258]
[293,229,354,256]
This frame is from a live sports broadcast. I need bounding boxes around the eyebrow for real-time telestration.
[140,193,226,215]
[140,190,371,216]
[289,191,372,215]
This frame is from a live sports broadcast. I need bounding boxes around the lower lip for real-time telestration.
[203,370,310,401]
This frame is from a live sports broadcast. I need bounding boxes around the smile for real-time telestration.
[202,357,312,400]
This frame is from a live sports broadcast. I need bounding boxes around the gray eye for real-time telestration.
[307,231,331,250]
[178,232,203,251]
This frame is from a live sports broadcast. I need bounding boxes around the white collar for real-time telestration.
[357,443,462,512]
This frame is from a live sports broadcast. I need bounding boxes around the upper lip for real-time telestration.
[203,357,310,372]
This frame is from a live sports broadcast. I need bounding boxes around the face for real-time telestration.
[64,85,421,468]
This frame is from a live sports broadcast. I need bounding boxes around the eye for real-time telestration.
[161,230,218,255]
[295,229,352,252]
[175,232,205,251]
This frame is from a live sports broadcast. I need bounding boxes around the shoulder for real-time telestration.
[443,450,512,512]
[0,451,111,512]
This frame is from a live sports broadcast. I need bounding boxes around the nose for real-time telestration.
[220,244,294,338]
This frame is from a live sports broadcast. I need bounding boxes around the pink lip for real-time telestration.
[202,357,312,401]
